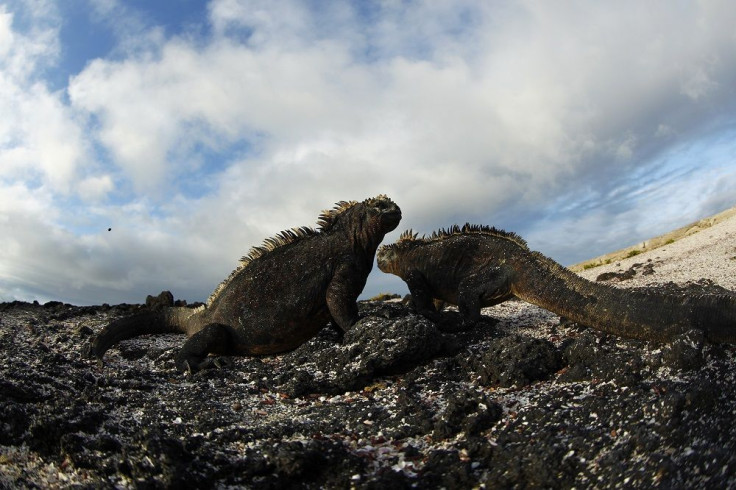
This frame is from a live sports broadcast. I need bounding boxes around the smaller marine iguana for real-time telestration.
[86,195,401,371]
[377,224,736,343]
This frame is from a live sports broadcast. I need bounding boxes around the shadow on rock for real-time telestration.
[460,335,563,388]
[277,302,459,396]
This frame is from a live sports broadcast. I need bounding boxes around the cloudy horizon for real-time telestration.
[1,0,735,305]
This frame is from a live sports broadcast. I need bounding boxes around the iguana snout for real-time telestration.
[380,207,402,231]
[369,195,402,232]
[376,246,397,274]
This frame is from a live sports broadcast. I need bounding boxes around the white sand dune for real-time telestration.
[578,205,736,289]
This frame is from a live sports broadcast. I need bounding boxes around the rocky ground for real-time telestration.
[2,215,736,489]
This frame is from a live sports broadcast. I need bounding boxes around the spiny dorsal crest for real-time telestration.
[316,200,358,230]
[240,226,318,266]
[207,226,318,306]
[207,196,389,306]
[398,229,419,242]
[390,223,528,249]
[244,195,387,266]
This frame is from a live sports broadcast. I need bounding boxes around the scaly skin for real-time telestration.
[377,224,736,343]
[86,195,401,371]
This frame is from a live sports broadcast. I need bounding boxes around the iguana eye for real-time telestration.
[375,200,392,211]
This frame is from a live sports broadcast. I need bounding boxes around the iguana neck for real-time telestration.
[511,251,736,343]
[348,226,385,265]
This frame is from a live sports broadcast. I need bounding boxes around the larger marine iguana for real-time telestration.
[377,224,736,343]
[86,195,401,371]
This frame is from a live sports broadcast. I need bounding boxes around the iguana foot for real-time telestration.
[82,342,96,359]
[436,312,498,333]
[329,322,346,342]
[473,315,498,328]
[178,355,232,373]
[82,343,106,368]
[176,323,233,373]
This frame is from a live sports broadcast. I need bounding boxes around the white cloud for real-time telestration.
[85,0,166,57]
[208,0,311,46]
[0,7,14,57]
[0,81,86,192]
[655,124,675,138]
[680,63,719,100]
[73,1,736,202]
[0,178,238,304]
[0,1,89,195]
[3,0,736,303]
[77,174,114,201]
[0,0,60,77]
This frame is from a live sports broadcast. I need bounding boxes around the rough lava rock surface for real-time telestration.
[2,295,736,488]
[3,214,736,488]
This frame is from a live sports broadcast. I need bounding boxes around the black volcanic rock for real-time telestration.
[1,294,735,488]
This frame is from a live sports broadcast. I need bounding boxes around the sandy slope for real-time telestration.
[577,209,736,289]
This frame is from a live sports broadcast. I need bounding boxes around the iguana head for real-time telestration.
[377,229,417,274]
[363,194,402,234]
[319,195,401,245]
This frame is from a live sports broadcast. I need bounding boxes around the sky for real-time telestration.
[1,0,736,305]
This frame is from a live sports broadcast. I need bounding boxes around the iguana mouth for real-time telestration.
[383,209,402,229]
[376,248,394,272]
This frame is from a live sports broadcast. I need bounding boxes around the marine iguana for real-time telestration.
[86,195,402,371]
[377,224,736,343]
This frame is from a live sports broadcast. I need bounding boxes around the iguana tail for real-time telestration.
[516,252,736,343]
[682,293,736,343]
[85,307,193,360]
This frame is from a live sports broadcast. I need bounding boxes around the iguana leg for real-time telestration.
[326,263,363,332]
[457,266,513,324]
[404,271,443,323]
[328,322,346,341]
[176,323,232,373]
[457,284,483,324]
